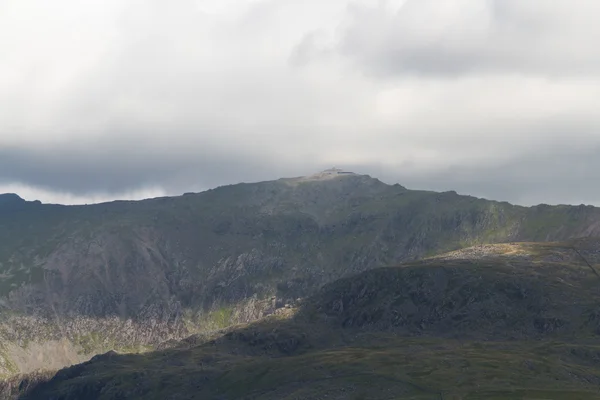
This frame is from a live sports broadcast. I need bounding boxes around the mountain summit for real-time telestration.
[0,193,24,205]
[303,167,357,180]
[0,193,39,212]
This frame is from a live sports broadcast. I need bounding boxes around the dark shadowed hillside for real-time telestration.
[9,240,600,400]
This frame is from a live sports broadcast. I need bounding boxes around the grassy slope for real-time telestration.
[18,334,600,400]
[14,241,600,400]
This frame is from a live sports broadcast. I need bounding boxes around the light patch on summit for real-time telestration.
[279,168,358,186]
[302,168,357,181]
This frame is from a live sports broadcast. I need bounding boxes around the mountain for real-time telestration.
[2,171,600,379]
[0,195,40,212]
[8,240,600,399]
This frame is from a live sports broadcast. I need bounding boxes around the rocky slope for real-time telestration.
[2,172,600,377]
[303,239,600,339]
[9,240,600,399]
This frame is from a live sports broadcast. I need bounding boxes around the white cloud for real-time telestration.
[336,0,600,77]
[1,0,599,205]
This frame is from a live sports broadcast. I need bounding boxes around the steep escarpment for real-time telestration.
[2,173,600,377]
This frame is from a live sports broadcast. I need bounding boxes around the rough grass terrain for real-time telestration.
[17,333,600,400]
[9,240,600,399]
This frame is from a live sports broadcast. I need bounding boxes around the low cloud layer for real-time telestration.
[1,0,600,206]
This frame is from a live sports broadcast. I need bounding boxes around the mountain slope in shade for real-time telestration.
[8,240,600,400]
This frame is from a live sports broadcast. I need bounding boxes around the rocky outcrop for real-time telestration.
[302,241,600,339]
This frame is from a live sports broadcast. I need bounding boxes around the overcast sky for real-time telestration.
[1,0,600,206]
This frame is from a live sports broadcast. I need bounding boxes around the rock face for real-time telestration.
[2,173,600,377]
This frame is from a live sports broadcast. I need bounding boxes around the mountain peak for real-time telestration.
[0,193,25,205]
[0,193,42,210]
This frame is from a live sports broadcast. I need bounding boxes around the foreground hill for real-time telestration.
[2,171,600,376]
[8,240,600,399]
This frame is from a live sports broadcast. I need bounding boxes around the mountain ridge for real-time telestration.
[3,169,594,209]
[2,172,600,382]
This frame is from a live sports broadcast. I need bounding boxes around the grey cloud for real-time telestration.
[3,123,600,207]
[0,142,305,196]
[384,145,600,207]
[330,0,600,78]
[289,32,324,67]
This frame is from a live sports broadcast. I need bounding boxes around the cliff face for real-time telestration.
[2,173,600,377]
